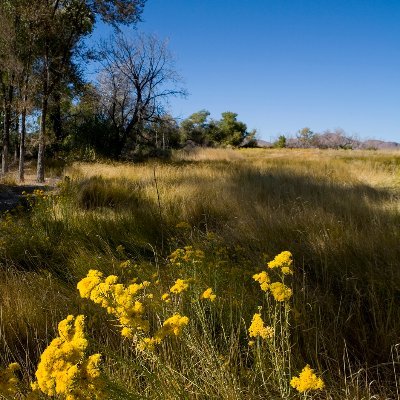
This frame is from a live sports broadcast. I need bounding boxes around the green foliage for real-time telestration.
[180,110,213,145]
[180,110,255,148]
[274,135,287,148]
[217,111,248,146]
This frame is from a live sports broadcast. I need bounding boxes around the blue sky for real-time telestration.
[89,0,400,142]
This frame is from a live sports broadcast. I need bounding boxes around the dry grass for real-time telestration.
[0,148,399,398]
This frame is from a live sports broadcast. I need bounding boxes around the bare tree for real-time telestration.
[98,34,186,156]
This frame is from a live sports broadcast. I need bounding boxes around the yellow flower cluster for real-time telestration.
[248,313,274,339]
[269,282,292,302]
[169,246,205,266]
[157,314,189,338]
[200,288,216,301]
[77,270,149,338]
[253,273,292,302]
[0,362,20,397]
[290,364,325,392]
[267,251,293,275]
[252,271,271,291]
[253,251,293,302]
[161,293,171,303]
[31,315,104,400]
[138,314,190,351]
[170,278,189,294]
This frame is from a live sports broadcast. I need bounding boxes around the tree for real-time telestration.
[97,33,186,157]
[0,3,22,175]
[180,110,213,145]
[217,112,254,147]
[296,127,315,148]
[274,135,287,148]
[34,0,146,181]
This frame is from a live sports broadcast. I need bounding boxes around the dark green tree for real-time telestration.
[217,111,254,147]
[180,110,213,145]
[274,135,287,148]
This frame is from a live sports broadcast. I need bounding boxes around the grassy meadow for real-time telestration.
[0,148,399,399]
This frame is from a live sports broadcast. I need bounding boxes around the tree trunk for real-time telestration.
[2,100,11,175]
[37,95,47,183]
[2,83,13,175]
[14,112,19,163]
[19,107,26,182]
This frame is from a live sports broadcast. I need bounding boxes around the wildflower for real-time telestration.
[137,337,160,352]
[77,269,104,299]
[267,251,293,274]
[161,293,171,303]
[253,271,271,291]
[200,288,216,301]
[32,315,104,399]
[290,364,325,392]
[170,278,189,294]
[269,282,292,302]
[0,362,21,397]
[248,313,274,339]
[77,270,149,338]
[169,246,204,266]
[156,314,189,340]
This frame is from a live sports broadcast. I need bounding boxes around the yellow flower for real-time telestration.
[156,314,189,340]
[170,279,189,294]
[77,271,149,338]
[77,270,104,299]
[269,282,292,302]
[253,271,270,291]
[137,337,161,352]
[32,315,104,399]
[161,293,171,302]
[169,247,204,266]
[200,288,216,301]
[290,364,325,392]
[248,313,274,339]
[267,251,293,274]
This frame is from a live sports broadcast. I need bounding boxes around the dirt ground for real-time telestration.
[0,169,60,212]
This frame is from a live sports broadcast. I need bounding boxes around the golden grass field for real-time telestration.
[0,148,399,399]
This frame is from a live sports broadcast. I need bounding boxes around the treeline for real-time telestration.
[271,127,392,150]
[0,0,148,182]
[0,1,257,183]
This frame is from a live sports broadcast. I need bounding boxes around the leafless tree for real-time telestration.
[98,34,186,156]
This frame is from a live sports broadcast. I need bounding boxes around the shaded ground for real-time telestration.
[0,174,60,212]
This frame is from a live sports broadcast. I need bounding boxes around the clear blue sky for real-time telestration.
[89,0,400,142]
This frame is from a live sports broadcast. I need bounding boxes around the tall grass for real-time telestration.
[0,148,399,398]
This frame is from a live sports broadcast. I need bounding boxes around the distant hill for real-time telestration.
[361,140,400,149]
[256,139,273,148]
